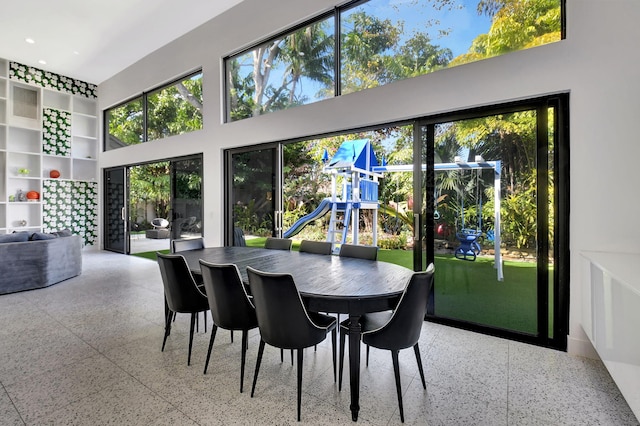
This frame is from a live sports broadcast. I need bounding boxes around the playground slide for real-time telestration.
[283,198,333,238]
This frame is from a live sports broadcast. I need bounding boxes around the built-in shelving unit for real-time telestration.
[0,58,98,244]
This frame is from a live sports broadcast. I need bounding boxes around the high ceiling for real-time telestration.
[0,0,243,85]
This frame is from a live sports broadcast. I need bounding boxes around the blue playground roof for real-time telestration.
[327,139,379,170]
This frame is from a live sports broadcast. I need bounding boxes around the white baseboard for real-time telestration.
[567,335,600,359]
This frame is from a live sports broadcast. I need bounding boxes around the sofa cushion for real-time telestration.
[30,232,58,241]
[52,229,73,237]
[0,232,29,243]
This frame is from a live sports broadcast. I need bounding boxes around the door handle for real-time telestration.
[121,207,125,221]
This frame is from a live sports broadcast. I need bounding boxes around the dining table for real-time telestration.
[178,246,414,422]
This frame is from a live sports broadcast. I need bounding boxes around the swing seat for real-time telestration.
[454,229,482,261]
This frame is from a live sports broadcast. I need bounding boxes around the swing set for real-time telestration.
[374,157,504,281]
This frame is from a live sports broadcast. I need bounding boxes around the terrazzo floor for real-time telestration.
[0,249,637,425]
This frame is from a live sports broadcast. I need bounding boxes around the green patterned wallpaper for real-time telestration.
[43,108,71,156]
[43,180,98,246]
[9,62,97,99]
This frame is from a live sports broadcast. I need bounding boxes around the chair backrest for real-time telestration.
[299,240,332,255]
[234,227,246,247]
[156,252,208,313]
[247,266,328,349]
[199,261,257,330]
[264,237,292,250]
[362,264,435,351]
[339,243,378,260]
[171,237,205,253]
[152,218,169,228]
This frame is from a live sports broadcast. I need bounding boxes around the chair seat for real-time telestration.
[310,312,337,330]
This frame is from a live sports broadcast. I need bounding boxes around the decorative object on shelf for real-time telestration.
[26,191,40,202]
[18,168,30,176]
[16,189,26,202]
[43,108,71,156]
[49,169,61,179]
[8,195,15,202]
[19,219,27,227]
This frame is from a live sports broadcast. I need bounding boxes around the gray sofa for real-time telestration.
[0,234,83,295]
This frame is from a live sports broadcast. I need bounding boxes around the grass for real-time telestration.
[133,238,546,335]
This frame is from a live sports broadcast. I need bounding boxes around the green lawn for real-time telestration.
[134,238,546,334]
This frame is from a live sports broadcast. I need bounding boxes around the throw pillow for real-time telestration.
[52,229,73,237]
[0,232,30,243]
[29,232,58,241]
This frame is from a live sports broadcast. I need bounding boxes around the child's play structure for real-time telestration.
[282,139,504,280]
[283,139,382,250]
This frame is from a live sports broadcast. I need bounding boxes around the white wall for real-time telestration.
[98,0,640,356]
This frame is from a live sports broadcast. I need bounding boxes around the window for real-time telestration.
[105,97,143,150]
[226,17,335,122]
[105,71,202,151]
[147,72,203,141]
[225,0,563,121]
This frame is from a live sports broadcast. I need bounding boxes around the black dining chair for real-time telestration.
[264,237,293,250]
[299,239,332,255]
[199,260,258,392]
[338,264,435,423]
[156,252,210,366]
[247,266,337,422]
[171,236,207,333]
[338,243,378,260]
[171,237,205,253]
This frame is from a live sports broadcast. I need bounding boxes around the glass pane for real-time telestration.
[340,0,561,95]
[171,157,203,240]
[431,111,539,334]
[231,149,276,241]
[147,73,203,141]
[105,97,143,150]
[226,17,335,121]
[104,168,127,253]
[128,162,171,254]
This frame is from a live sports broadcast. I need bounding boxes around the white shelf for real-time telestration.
[7,127,41,152]
[73,158,97,181]
[43,155,71,180]
[0,57,98,237]
[72,113,96,138]
[43,89,71,111]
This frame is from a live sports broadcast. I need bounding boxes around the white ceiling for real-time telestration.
[0,0,243,85]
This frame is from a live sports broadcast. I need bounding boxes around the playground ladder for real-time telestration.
[327,202,352,252]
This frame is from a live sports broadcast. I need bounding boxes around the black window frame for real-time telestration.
[103,69,203,152]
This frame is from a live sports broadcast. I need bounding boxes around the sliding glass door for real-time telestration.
[170,156,203,240]
[415,96,568,348]
[104,167,128,253]
[225,145,282,245]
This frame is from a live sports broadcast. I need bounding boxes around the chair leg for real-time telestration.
[203,324,218,374]
[240,330,249,393]
[291,349,294,365]
[281,348,284,363]
[297,348,304,422]
[204,312,207,333]
[331,328,337,382]
[366,344,370,367]
[251,339,266,397]
[231,330,234,342]
[162,309,173,351]
[391,350,404,423]
[413,343,426,389]
[196,312,199,333]
[339,327,347,391]
[188,313,196,366]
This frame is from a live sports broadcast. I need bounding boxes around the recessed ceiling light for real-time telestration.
[38,59,47,65]
[25,38,35,44]
[73,51,80,55]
